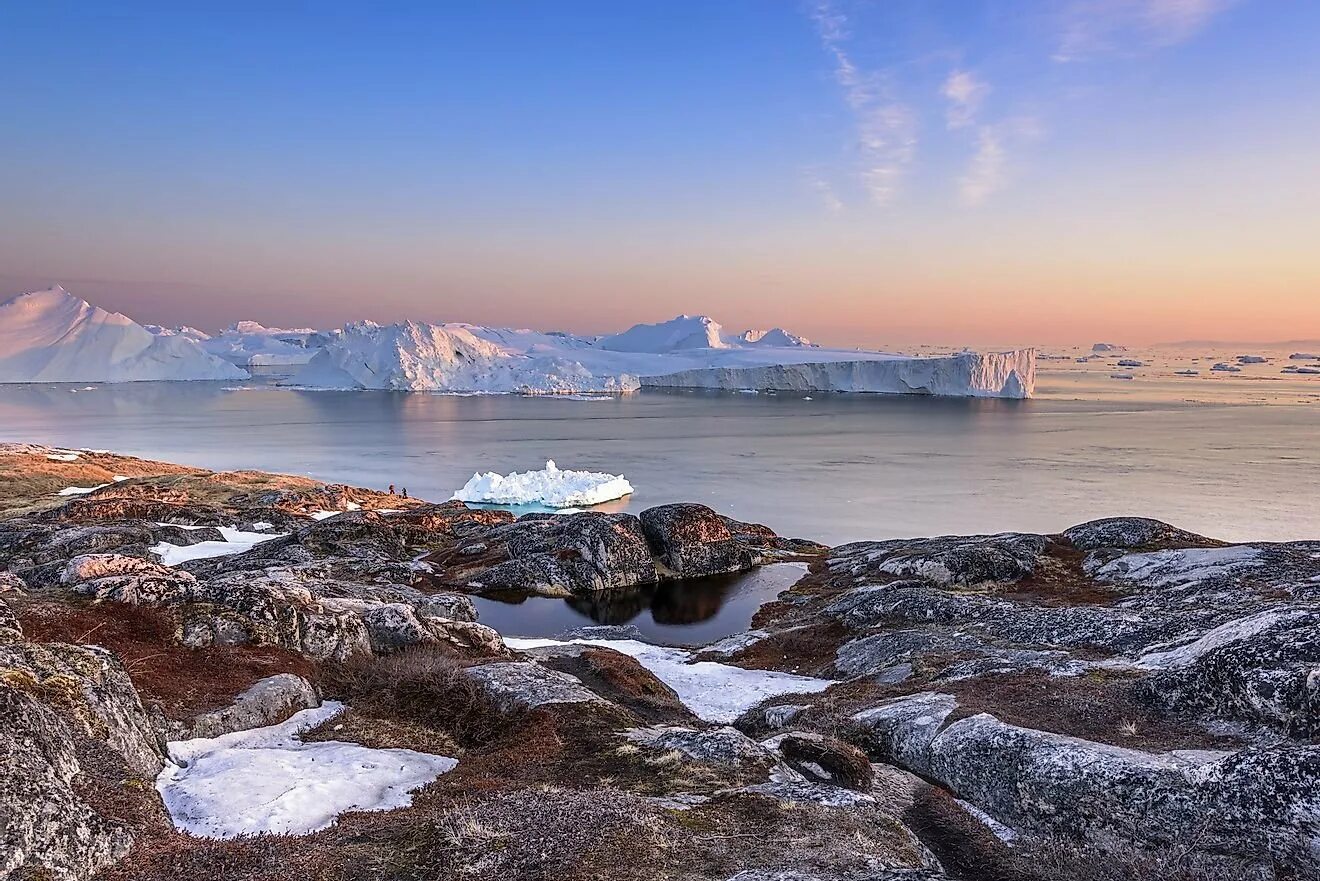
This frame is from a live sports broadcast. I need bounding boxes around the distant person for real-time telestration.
[401,487,408,498]
[388,484,395,495]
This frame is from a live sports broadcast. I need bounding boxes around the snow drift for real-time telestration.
[0,287,248,383]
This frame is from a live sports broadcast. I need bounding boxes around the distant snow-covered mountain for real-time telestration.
[0,287,248,383]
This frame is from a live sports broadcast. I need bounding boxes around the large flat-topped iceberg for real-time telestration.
[0,287,248,383]
[643,348,1036,398]
[291,315,1036,399]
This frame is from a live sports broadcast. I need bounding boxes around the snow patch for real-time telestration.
[505,637,832,723]
[156,702,456,838]
[57,483,108,496]
[150,527,287,565]
[452,460,633,508]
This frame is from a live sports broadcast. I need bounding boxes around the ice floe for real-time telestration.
[452,460,634,508]
[156,702,457,838]
[505,637,832,723]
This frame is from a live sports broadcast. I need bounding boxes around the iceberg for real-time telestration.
[197,322,329,367]
[639,348,1035,398]
[291,314,1036,399]
[598,314,730,352]
[294,320,640,394]
[452,460,634,508]
[735,327,814,347]
[0,287,249,383]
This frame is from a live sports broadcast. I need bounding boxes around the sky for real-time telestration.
[2,0,1318,347]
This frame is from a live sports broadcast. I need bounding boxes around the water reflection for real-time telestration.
[465,563,805,646]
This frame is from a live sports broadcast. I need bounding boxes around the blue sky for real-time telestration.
[2,1,1318,344]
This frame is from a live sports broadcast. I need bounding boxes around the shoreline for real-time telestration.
[2,442,1317,879]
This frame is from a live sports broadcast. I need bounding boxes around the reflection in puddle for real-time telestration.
[466,563,807,647]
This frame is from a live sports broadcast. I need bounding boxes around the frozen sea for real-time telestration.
[1,354,1317,546]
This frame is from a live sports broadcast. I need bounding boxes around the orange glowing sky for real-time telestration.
[2,2,1318,348]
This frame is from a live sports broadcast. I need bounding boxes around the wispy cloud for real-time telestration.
[959,128,1007,205]
[804,169,844,214]
[941,70,990,130]
[958,117,1042,206]
[810,0,916,206]
[1054,0,1236,62]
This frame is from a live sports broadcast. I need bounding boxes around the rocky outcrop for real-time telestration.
[1062,516,1220,552]
[851,692,1320,873]
[828,533,1050,587]
[1,686,134,881]
[1138,608,1320,738]
[0,641,163,776]
[464,661,605,710]
[640,503,758,578]
[186,673,320,739]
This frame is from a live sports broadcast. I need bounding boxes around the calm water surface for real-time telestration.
[1,378,1317,544]
[462,564,806,646]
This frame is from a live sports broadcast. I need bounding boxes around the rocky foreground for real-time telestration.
[0,444,1316,881]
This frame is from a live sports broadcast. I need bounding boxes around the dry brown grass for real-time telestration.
[15,598,313,721]
[319,645,527,748]
[0,448,199,515]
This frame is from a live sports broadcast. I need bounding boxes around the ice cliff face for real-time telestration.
[640,349,1036,398]
[0,287,248,383]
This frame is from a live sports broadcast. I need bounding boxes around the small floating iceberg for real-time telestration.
[452,460,634,508]
[156,702,456,838]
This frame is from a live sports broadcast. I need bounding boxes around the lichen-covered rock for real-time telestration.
[1138,608,1320,737]
[0,521,156,576]
[336,600,504,655]
[178,575,373,661]
[625,724,775,770]
[464,661,605,710]
[37,496,225,526]
[434,511,659,595]
[851,692,1320,874]
[186,673,320,739]
[0,641,164,776]
[0,686,133,881]
[1062,517,1217,552]
[60,553,200,604]
[828,533,1050,586]
[640,503,758,578]
[0,597,21,642]
[0,572,27,596]
[719,514,829,558]
[823,580,1168,654]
